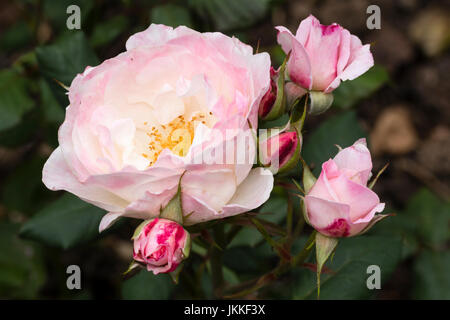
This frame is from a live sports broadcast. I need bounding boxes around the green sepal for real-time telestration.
[123,261,141,276]
[309,91,334,115]
[182,231,191,259]
[368,163,389,189]
[301,197,310,225]
[358,213,393,235]
[291,178,305,194]
[131,219,152,240]
[315,232,339,299]
[160,173,185,225]
[289,93,308,133]
[301,156,317,194]
[169,262,184,284]
[260,54,288,121]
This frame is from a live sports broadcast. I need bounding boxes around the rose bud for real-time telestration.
[259,130,301,174]
[276,15,374,113]
[258,67,278,119]
[133,218,191,275]
[305,139,386,237]
[258,65,287,121]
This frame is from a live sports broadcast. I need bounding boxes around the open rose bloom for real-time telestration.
[305,139,385,237]
[42,24,274,231]
[276,15,374,93]
[133,218,190,275]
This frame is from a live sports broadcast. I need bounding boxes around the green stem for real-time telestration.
[291,230,316,267]
[251,218,290,261]
[210,224,225,298]
[293,199,306,239]
[224,230,317,299]
[286,193,293,239]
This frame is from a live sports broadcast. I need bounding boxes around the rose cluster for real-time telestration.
[43,15,384,275]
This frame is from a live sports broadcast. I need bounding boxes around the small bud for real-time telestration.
[259,130,301,174]
[259,68,278,119]
[133,218,191,275]
[309,91,334,115]
[259,63,287,121]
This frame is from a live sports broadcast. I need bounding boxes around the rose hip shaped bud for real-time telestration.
[276,15,374,94]
[305,139,385,237]
[259,130,301,174]
[133,218,190,275]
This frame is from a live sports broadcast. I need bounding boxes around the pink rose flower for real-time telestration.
[305,139,385,237]
[276,15,374,93]
[133,218,190,274]
[42,24,274,231]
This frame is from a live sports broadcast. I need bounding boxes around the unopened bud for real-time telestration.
[259,65,286,121]
[259,130,301,174]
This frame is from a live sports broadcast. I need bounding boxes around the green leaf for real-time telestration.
[36,31,99,106]
[413,250,450,299]
[228,191,287,248]
[20,194,106,249]
[0,70,34,132]
[151,4,194,28]
[90,16,129,48]
[333,65,389,109]
[0,223,46,299]
[188,0,270,31]
[122,270,175,299]
[291,235,402,299]
[223,242,275,275]
[303,111,366,175]
[39,78,64,124]
[369,211,419,259]
[405,189,450,247]
[0,105,40,148]
[0,21,33,52]
[1,156,50,214]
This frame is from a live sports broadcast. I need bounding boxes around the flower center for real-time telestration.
[142,112,213,166]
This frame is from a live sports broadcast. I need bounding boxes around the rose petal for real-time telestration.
[42,147,128,212]
[333,138,372,185]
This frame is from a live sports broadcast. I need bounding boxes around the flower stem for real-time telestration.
[210,224,225,298]
[291,230,316,267]
[223,230,317,299]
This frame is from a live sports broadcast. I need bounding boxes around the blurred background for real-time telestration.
[0,0,448,299]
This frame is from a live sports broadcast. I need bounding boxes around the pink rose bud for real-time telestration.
[133,218,191,275]
[305,139,385,237]
[276,15,374,93]
[259,67,278,119]
[260,130,301,174]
